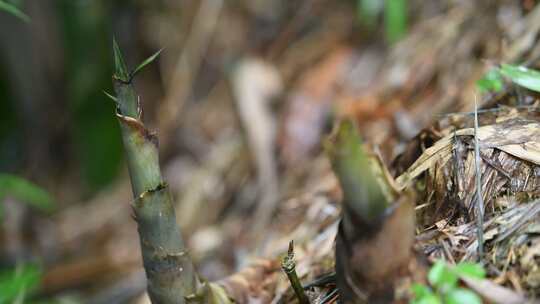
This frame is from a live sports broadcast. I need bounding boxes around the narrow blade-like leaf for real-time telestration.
[131,48,163,79]
[103,90,118,102]
[0,1,29,22]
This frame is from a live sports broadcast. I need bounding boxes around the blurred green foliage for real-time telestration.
[477,64,540,93]
[384,0,407,43]
[411,260,485,304]
[0,63,22,172]
[0,264,83,304]
[0,0,29,22]
[357,0,383,28]
[499,63,540,92]
[356,0,407,43]
[56,0,123,193]
[0,1,126,195]
[0,264,41,304]
[0,174,55,218]
[476,69,504,93]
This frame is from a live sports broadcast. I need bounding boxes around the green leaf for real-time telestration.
[0,1,30,22]
[476,69,503,92]
[0,264,42,303]
[453,262,486,279]
[411,283,442,304]
[499,64,540,92]
[428,260,458,292]
[411,294,443,304]
[411,283,433,298]
[384,0,407,43]
[419,295,443,304]
[131,48,163,79]
[445,288,482,304]
[112,37,130,82]
[0,174,55,214]
[427,260,445,286]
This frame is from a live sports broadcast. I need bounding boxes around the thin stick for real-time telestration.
[438,104,539,117]
[282,241,310,304]
[319,288,339,304]
[473,95,485,260]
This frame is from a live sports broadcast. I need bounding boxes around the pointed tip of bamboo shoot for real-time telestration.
[325,119,389,223]
[111,37,141,119]
[113,37,130,83]
[324,119,362,159]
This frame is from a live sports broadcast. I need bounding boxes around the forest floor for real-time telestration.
[2,1,539,303]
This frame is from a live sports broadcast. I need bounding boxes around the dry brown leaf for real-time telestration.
[396,118,540,190]
[217,259,280,304]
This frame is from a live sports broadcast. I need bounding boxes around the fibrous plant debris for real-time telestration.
[394,106,540,300]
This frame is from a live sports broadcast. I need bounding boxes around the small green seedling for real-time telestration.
[476,69,503,93]
[477,63,540,93]
[410,260,485,304]
[498,64,540,93]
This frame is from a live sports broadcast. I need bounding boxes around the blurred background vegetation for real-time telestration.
[0,0,408,195]
[1,1,169,302]
[0,0,156,196]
